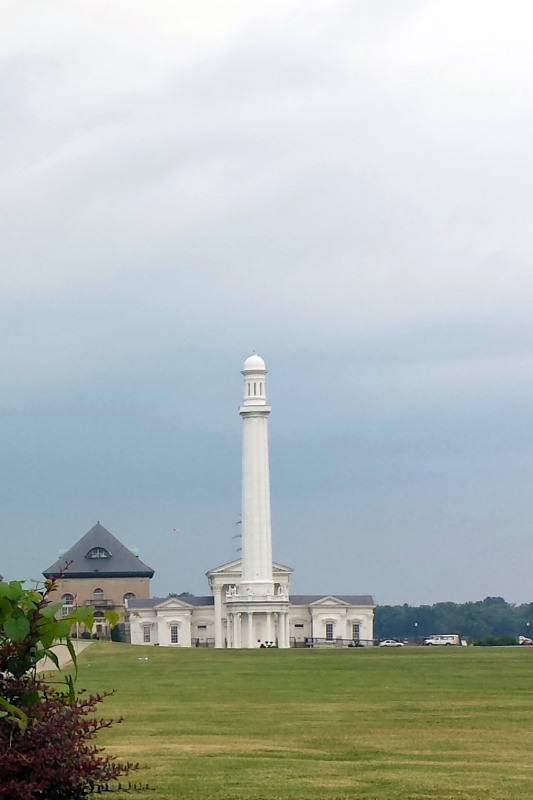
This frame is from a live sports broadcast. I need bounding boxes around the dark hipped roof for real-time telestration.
[291,595,375,606]
[43,522,154,579]
[127,596,214,609]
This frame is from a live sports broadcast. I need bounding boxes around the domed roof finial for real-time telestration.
[242,353,266,373]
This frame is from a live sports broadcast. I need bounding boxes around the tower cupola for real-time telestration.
[241,354,267,405]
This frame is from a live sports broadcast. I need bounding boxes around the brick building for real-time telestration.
[43,522,154,636]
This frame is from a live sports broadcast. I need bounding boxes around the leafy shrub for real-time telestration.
[473,634,518,647]
[0,575,148,796]
[111,624,125,643]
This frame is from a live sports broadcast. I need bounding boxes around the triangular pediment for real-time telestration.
[206,559,242,578]
[272,561,294,575]
[154,597,193,610]
[309,595,352,608]
[206,559,293,578]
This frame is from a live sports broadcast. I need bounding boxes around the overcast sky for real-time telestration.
[2,0,533,606]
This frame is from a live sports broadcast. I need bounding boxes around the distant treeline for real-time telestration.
[375,597,533,641]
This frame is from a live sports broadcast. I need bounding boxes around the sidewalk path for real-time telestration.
[38,639,93,672]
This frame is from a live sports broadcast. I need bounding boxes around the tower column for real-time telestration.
[221,355,290,648]
[266,611,272,643]
[213,586,223,648]
[278,612,285,648]
[247,611,255,648]
[235,613,242,648]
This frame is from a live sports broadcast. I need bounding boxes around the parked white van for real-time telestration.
[424,634,460,646]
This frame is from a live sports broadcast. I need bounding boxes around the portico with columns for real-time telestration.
[206,560,293,648]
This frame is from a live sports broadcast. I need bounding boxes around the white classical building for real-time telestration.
[128,355,374,648]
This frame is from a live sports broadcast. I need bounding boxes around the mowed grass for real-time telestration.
[69,643,533,799]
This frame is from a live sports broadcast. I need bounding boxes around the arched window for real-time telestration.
[124,592,136,605]
[86,547,111,559]
[61,593,74,618]
[93,587,104,601]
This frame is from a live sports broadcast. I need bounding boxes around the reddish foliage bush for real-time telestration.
[0,674,147,798]
[0,576,149,797]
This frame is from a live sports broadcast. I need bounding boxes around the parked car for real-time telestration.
[424,634,460,646]
[379,639,404,647]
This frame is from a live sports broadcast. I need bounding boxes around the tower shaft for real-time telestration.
[241,411,273,590]
[239,357,273,595]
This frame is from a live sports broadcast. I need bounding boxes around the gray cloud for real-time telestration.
[2,0,533,605]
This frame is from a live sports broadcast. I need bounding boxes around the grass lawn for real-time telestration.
[68,643,533,799]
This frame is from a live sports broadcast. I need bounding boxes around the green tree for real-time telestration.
[375,597,528,641]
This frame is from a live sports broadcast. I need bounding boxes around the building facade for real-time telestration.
[43,522,154,637]
[128,589,375,648]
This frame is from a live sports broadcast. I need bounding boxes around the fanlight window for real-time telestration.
[93,588,104,601]
[86,547,111,559]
